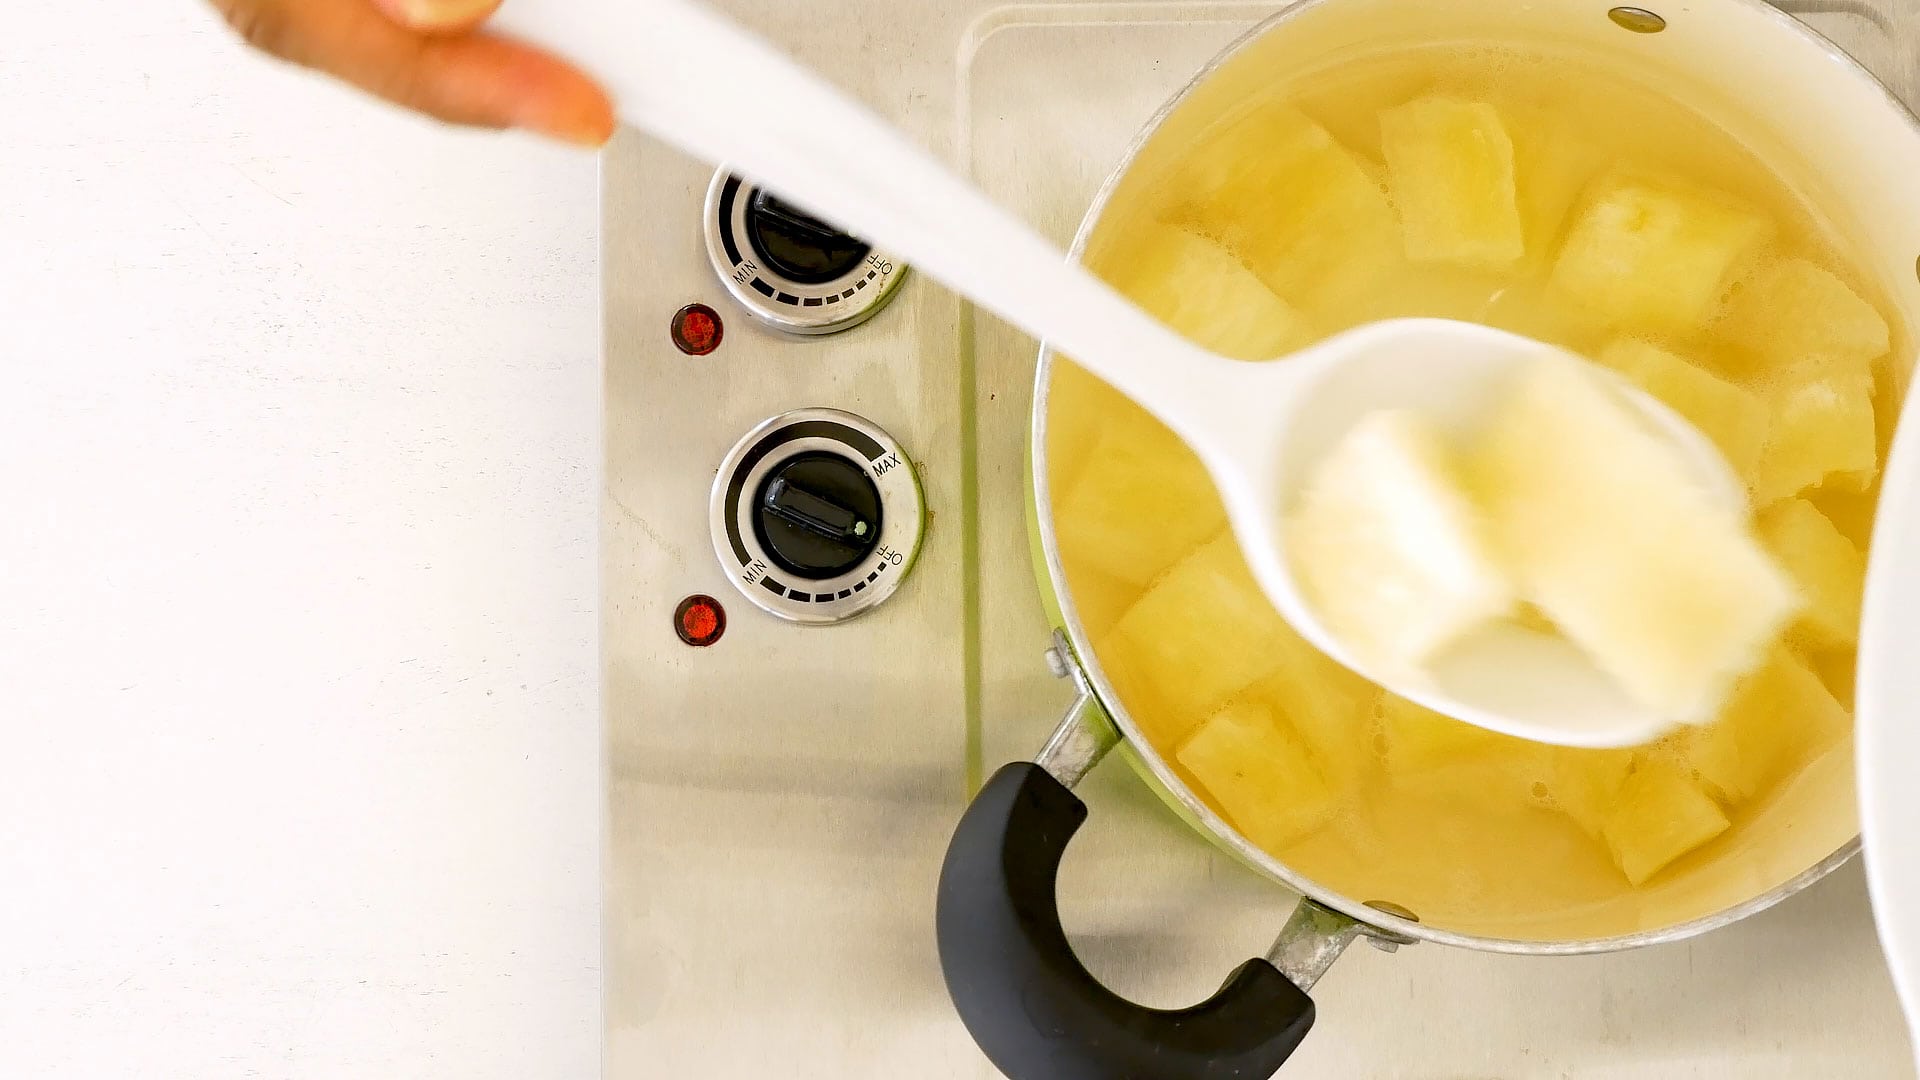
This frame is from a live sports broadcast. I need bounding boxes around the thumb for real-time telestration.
[373,0,503,33]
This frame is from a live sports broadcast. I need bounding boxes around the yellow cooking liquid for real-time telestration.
[1047,42,1905,939]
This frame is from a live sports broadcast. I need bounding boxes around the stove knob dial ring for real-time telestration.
[703,170,907,336]
[709,408,924,624]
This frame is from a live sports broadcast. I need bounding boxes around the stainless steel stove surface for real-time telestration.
[602,2,1920,1075]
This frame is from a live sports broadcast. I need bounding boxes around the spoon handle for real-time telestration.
[491,0,1235,434]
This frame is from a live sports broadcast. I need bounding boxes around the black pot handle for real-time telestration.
[937,760,1317,1080]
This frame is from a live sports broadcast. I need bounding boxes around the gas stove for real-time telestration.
[600,2,1920,1075]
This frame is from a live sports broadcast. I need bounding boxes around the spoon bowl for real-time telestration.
[1182,317,1747,749]
[491,0,1748,747]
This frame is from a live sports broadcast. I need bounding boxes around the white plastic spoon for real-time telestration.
[490,0,1744,747]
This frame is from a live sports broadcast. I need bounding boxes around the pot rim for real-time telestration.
[1027,0,1907,955]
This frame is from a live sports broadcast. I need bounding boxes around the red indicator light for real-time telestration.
[674,594,726,647]
[671,304,724,356]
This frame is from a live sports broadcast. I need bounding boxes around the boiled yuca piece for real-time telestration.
[1380,96,1524,267]
[1105,223,1310,361]
[1101,533,1296,744]
[1601,759,1730,885]
[1807,484,1879,549]
[1716,257,1890,378]
[1757,498,1865,651]
[1550,172,1770,332]
[1055,412,1225,588]
[1167,102,1332,211]
[1178,700,1339,853]
[1752,367,1878,505]
[1542,746,1636,840]
[1240,633,1377,790]
[1597,338,1769,478]
[1289,411,1515,670]
[1164,102,1399,308]
[1377,693,1502,774]
[1686,648,1849,806]
[1506,111,1604,265]
[1813,647,1859,710]
[1376,692,1549,813]
[1477,360,1800,722]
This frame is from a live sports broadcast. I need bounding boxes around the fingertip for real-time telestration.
[372,0,501,33]
[518,92,617,148]
[418,36,617,148]
[551,99,618,148]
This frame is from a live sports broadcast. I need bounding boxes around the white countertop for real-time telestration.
[0,5,601,1077]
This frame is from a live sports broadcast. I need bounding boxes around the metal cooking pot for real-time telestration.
[935,1,1920,1076]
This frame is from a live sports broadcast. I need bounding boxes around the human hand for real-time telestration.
[212,0,615,146]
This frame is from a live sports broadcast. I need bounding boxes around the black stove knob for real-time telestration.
[705,172,906,336]
[752,451,884,580]
[745,189,871,286]
[711,408,924,623]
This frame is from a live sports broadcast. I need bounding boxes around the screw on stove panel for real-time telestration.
[703,170,907,335]
[709,408,925,624]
